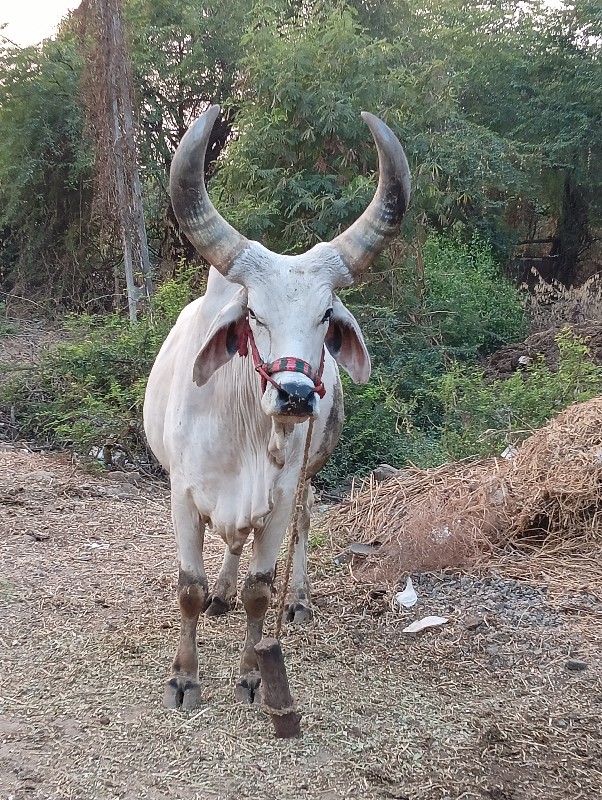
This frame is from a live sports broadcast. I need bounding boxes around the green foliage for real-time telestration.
[3,0,599,306]
[124,0,249,211]
[212,0,526,255]
[316,373,445,491]
[320,234,526,485]
[433,327,602,461]
[0,271,196,458]
[422,235,526,356]
[0,36,96,303]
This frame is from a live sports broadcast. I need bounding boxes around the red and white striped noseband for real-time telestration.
[237,318,326,398]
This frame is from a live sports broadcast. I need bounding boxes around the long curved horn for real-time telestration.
[328,113,411,276]
[170,104,250,275]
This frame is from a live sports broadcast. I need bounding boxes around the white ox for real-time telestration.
[143,104,410,709]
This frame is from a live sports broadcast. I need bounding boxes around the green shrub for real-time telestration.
[316,373,445,491]
[319,234,527,485]
[433,327,602,460]
[0,270,196,462]
[422,234,526,356]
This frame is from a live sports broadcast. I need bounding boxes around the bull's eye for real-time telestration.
[321,308,333,324]
[248,308,265,326]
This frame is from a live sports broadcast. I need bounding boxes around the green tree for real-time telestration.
[124,0,250,263]
[0,37,96,306]
[211,0,528,260]
[418,0,602,282]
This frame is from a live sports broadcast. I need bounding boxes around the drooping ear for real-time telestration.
[325,296,371,383]
[193,289,248,386]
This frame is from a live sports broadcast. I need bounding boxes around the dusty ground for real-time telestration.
[1,447,601,800]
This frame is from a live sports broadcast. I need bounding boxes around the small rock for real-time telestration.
[333,550,351,566]
[464,615,484,630]
[372,464,401,482]
[28,470,54,483]
[566,658,588,672]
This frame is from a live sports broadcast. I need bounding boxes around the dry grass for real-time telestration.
[328,397,602,599]
[329,460,508,583]
[524,269,602,331]
[1,446,601,799]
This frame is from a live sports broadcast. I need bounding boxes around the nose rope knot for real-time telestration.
[237,319,326,398]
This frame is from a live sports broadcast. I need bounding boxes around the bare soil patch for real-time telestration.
[1,447,601,799]
[484,323,602,380]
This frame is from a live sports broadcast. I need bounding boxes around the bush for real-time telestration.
[433,327,602,460]
[0,270,196,464]
[316,373,445,491]
[319,234,527,485]
[422,234,526,356]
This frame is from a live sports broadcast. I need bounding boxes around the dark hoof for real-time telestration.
[285,602,313,625]
[235,671,261,705]
[205,596,230,617]
[163,678,202,710]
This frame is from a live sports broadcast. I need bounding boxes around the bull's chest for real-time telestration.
[189,435,303,555]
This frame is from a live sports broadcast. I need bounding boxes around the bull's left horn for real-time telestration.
[170,104,250,275]
[328,113,411,277]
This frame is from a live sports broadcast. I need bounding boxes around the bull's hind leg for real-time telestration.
[206,548,240,617]
[285,481,313,624]
[164,487,208,710]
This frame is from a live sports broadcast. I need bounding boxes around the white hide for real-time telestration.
[143,252,368,562]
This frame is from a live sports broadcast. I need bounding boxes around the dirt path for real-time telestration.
[1,448,601,800]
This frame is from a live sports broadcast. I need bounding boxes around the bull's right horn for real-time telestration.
[170,104,250,275]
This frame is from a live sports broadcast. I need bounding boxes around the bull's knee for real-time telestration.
[178,568,208,619]
[241,571,273,620]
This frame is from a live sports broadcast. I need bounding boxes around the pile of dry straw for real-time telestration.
[327,396,602,584]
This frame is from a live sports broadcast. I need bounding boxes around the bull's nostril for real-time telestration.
[279,382,315,402]
[274,381,317,417]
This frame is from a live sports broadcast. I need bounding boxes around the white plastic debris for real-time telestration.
[395,577,418,608]
[402,616,448,634]
[431,525,451,543]
[501,445,518,460]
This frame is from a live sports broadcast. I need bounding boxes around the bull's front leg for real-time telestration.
[164,487,208,710]
[235,498,293,703]
[235,568,274,704]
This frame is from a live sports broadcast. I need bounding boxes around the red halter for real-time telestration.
[237,318,326,398]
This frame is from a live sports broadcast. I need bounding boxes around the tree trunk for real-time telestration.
[80,0,152,321]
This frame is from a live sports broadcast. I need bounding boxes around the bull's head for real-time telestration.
[170,105,410,422]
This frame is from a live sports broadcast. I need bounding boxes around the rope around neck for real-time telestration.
[274,417,315,640]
